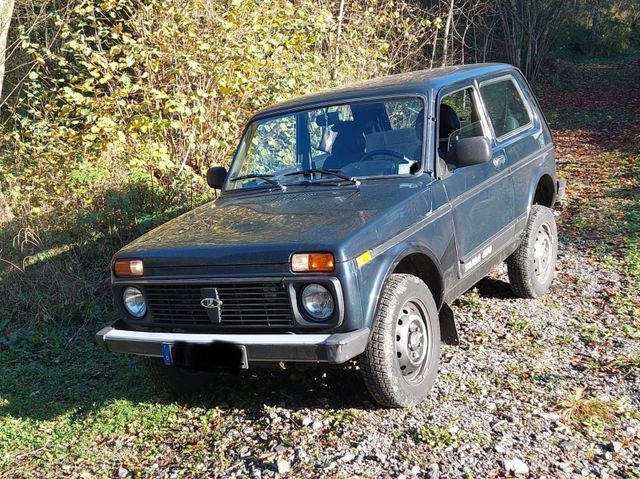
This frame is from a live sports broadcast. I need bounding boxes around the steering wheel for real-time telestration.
[359,149,411,163]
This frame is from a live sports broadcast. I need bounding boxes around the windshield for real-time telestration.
[225,97,425,190]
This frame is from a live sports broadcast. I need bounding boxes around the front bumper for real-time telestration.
[96,322,370,365]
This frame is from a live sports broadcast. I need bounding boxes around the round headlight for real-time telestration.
[301,284,334,320]
[123,287,147,318]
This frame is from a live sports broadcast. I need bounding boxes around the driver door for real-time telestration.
[438,83,515,278]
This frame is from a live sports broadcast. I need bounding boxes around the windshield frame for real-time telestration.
[222,94,429,193]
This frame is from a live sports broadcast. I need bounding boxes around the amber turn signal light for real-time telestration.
[114,259,144,277]
[291,253,335,272]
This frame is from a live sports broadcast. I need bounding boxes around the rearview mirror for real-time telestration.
[451,137,491,167]
[207,166,227,189]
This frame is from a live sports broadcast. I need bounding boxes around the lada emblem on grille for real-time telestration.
[200,287,223,323]
[200,297,223,309]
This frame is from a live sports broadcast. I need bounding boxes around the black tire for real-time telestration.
[359,274,441,408]
[507,205,558,298]
[142,357,215,396]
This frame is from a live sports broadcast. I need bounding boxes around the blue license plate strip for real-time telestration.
[162,342,173,365]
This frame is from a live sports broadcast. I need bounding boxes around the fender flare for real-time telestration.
[363,242,445,332]
[527,169,557,211]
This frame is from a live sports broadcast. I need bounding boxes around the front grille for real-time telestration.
[144,282,294,328]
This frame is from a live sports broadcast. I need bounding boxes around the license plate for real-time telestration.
[161,342,248,370]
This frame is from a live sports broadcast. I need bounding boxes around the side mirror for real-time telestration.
[451,137,491,167]
[207,166,227,189]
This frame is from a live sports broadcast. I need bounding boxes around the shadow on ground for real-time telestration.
[0,326,373,425]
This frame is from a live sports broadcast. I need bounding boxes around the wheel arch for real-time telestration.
[530,173,556,208]
[392,250,445,310]
[364,245,445,331]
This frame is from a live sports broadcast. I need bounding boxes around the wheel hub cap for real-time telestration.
[395,302,430,381]
[533,223,553,281]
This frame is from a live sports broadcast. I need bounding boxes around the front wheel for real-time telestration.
[507,205,558,298]
[360,274,440,408]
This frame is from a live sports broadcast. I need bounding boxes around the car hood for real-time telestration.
[117,179,434,267]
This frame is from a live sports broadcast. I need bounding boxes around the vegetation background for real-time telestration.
[0,0,638,327]
[0,1,639,477]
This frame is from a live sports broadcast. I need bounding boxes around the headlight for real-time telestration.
[123,287,147,318]
[301,284,334,320]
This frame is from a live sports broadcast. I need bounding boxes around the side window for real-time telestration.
[442,88,473,123]
[438,87,484,155]
[480,77,531,138]
[241,116,297,176]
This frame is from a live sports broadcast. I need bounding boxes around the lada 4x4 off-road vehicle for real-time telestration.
[97,63,565,407]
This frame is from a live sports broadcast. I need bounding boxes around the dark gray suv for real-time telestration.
[97,63,565,407]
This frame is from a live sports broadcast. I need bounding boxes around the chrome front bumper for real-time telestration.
[96,322,370,365]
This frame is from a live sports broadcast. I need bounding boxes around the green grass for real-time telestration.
[556,388,629,437]
[508,317,531,332]
[0,327,235,476]
[414,426,454,448]
[0,325,375,476]
[546,110,633,129]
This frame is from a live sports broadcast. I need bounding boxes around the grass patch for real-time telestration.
[547,110,633,129]
[0,326,234,476]
[588,355,640,372]
[414,425,454,448]
[508,317,531,331]
[556,388,627,435]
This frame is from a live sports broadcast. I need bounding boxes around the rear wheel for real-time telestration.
[507,205,558,298]
[360,274,440,408]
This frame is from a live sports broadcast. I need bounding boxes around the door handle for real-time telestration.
[492,155,506,168]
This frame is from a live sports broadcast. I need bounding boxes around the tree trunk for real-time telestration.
[0,0,14,224]
[0,0,15,102]
[441,0,454,67]
[430,26,439,69]
[331,0,346,81]
[589,0,601,55]
[496,0,566,80]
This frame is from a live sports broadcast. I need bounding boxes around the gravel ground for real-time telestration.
[149,236,636,479]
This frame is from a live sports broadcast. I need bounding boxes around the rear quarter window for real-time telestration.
[480,77,532,139]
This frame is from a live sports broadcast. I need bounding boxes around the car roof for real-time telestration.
[254,63,513,119]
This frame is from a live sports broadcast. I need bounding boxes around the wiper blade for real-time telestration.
[228,173,286,190]
[284,169,360,186]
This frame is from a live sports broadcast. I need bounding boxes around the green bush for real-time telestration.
[0,0,436,327]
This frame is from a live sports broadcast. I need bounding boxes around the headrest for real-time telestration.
[331,121,366,156]
[315,111,342,127]
[440,104,460,139]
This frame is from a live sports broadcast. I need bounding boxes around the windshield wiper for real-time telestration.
[284,169,360,186]
[228,173,286,191]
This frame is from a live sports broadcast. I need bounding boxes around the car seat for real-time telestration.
[322,121,366,171]
[439,104,460,154]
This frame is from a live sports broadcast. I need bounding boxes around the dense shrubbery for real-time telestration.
[0,0,434,325]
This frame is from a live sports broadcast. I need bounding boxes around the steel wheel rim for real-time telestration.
[533,223,553,281]
[395,299,431,383]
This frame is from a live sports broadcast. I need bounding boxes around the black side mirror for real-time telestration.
[207,166,227,189]
[450,137,491,167]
